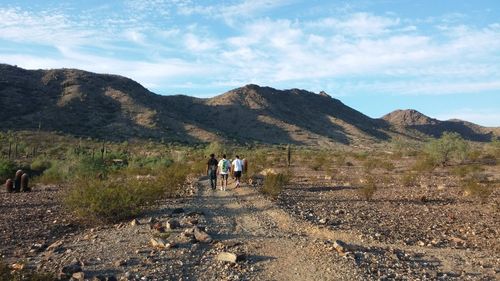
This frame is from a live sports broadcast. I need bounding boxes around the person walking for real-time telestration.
[217,154,231,191]
[206,153,218,190]
[232,155,243,188]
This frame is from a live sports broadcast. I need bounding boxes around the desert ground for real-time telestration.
[1,139,498,281]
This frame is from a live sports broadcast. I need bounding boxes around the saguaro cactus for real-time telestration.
[21,173,30,192]
[287,144,292,167]
[14,169,23,192]
[5,179,13,193]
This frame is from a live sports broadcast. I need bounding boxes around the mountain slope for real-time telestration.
[382,109,496,141]
[0,64,497,145]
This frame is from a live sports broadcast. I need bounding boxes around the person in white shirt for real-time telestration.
[217,154,231,191]
[232,155,243,188]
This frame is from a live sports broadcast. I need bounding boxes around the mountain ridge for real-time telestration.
[0,64,497,145]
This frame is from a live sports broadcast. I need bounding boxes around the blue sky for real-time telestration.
[0,0,499,126]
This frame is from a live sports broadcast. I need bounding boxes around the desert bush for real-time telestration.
[64,163,189,223]
[358,174,377,200]
[30,157,52,173]
[461,177,495,202]
[424,132,469,166]
[352,151,368,161]
[0,158,15,182]
[412,155,437,173]
[310,152,328,171]
[451,164,484,178]
[127,156,174,174]
[34,160,67,185]
[401,171,418,187]
[362,157,378,172]
[261,172,290,198]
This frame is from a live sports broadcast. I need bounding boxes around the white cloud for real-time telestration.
[308,12,400,37]
[1,4,500,100]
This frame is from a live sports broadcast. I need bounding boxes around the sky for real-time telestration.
[0,0,499,126]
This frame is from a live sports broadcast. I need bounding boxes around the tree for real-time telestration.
[425,132,469,166]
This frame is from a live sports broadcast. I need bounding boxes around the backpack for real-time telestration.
[222,159,230,172]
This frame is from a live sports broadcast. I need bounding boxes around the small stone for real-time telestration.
[72,272,85,281]
[332,240,350,255]
[47,240,64,252]
[193,226,212,243]
[217,252,245,263]
[114,259,127,267]
[166,219,180,230]
[319,218,328,224]
[150,238,168,248]
[151,222,165,233]
[130,219,140,226]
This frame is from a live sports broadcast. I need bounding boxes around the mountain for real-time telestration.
[382,109,497,141]
[0,64,497,145]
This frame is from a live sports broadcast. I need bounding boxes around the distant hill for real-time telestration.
[382,109,497,142]
[0,64,497,145]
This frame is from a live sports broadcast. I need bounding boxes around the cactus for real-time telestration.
[14,169,23,192]
[5,179,13,193]
[287,144,292,167]
[21,173,30,192]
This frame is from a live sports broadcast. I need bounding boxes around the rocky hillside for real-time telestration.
[382,109,497,141]
[0,64,497,145]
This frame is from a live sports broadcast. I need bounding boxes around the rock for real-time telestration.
[151,222,165,233]
[114,259,127,267]
[10,262,24,270]
[47,240,64,252]
[187,218,198,226]
[193,226,212,243]
[130,219,140,226]
[150,237,169,248]
[332,240,350,255]
[166,219,180,230]
[217,252,245,263]
[72,272,85,281]
[319,218,328,224]
[324,175,332,180]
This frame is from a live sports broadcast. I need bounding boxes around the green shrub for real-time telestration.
[30,157,52,173]
[0,158,15,182]
[424,132,469,166]
[358,174,377,200]
[412,156,437,173]
[34,160,67,185]
[128,156,174,174]
[451,164,484,178]
[261,172,290,198]
[64,163,189,223]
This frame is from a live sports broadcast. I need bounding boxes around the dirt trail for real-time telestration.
[191,178,364,281]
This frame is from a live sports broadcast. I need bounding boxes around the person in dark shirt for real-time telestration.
[206,153,218,190]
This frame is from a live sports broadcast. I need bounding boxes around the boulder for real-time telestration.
[217,252,245,263]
